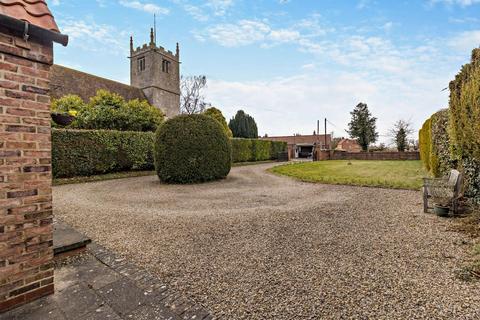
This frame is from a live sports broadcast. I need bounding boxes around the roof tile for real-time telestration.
[0,0,60,32]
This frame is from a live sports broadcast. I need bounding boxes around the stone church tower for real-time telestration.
[130,29,180,118]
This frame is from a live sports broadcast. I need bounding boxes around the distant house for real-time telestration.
[262,134,331,159]
[335,138,362,153]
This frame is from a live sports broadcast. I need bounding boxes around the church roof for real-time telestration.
[50,65,147,103]
[0,0,60,32]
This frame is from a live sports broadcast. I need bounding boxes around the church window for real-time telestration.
[138,57,146,72]
[162,59,170,73]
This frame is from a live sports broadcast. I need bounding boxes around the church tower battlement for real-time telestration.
[129,28,180,118]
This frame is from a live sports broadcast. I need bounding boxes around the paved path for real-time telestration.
[53,163,480,319]
[0,242,211,320]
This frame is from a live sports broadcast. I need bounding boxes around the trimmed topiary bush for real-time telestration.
[154,114,232,183]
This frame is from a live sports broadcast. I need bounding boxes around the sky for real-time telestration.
[49,0,480,143]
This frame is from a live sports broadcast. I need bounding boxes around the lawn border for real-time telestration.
[268,161,424,191]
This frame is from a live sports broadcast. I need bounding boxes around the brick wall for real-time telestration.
[324,150,420,161]
[0,27,55,312]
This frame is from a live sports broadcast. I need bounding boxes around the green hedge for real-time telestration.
[231,139,253,162]
[448,48,480,202]
[231,138,287,162]
[52,129,154,178]
[53,131,286,179]
[419,118,431,172]
[430,109,451,177]
[418,48,480,203]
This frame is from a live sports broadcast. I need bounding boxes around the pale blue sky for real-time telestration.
[49,0,480,141]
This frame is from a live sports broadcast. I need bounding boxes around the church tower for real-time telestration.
[130,29,180,118]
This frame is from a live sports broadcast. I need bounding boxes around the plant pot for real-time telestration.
[51,113,74,126]
[434,204,450,217]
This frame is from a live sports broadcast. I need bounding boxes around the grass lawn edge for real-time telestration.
[268,161,425,191]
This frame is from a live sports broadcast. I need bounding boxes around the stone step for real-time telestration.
[53,219,91,258]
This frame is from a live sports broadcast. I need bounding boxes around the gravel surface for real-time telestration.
[53,163,480,319]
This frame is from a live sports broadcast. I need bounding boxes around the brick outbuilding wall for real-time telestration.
[0,27,55,312]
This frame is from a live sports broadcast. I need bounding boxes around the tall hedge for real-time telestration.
[154,114,231,184]
[231,138,287,162]
[52,129,154,178]
[430,109,451,177]
[448,48,480,202]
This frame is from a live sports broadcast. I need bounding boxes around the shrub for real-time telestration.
[55,90,164,132]
[231,138,287,162]
[419,118,431,171]
[154,114,232,183]
[52,129,154,178]
[51,94,85,114]
[204,107,233,138]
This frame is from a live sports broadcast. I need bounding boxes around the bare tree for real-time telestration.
[388,119,414,151]
[180,75,210,114]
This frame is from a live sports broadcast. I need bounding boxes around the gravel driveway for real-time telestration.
[54,163,480,319]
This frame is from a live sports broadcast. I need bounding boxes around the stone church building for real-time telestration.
[50,29,180,118]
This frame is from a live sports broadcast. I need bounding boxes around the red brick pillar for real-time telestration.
[0,28,55,312]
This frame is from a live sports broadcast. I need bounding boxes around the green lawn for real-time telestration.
[270,160,426,190]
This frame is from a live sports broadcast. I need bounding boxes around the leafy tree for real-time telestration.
[204,107,233,138]
[228,110,258,138]
[346,103,378,151]
[389,119,414,152]
[180,75,210,114]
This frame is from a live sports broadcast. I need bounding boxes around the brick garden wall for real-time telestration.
[0,27,55,312]
[330,151,420,160]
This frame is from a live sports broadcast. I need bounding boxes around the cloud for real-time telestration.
[429,0,480,6]
[119,0,170,15]
[195,20,272,47]
[58,18,129,54]
[448,30,480,51]
[183,4,209,22]
[206,0,234,16]
[195,17,324,48]
[357,0,372,9]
